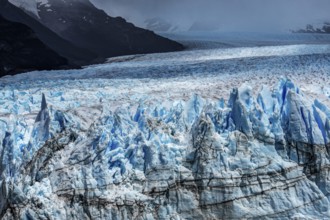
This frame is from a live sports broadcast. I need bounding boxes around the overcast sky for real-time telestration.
[91,0,330,31]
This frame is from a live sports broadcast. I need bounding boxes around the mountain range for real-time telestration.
[0,0,183,76]
[295,22,330,34]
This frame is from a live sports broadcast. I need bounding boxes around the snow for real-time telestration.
[2,40,330,108]
[8,0,39,17]
[8,0,51,17]
[36,0,49,6]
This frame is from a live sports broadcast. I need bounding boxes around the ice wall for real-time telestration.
[1,79,330,219]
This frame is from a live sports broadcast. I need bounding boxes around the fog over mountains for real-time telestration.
[92,0,330,32]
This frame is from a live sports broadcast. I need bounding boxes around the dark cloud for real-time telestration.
[91,0,330,31]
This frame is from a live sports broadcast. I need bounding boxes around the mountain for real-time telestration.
[0,0,97,67]
[0,15,68,76]
[295,22,330,34]
[0,0,183,76]
[21,0,183,57]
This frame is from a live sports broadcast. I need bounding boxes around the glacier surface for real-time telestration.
[1,41,330,219]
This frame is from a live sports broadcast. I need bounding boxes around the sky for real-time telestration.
[91,0,330,32]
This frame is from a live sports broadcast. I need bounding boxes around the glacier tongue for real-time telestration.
[1,79,330,219]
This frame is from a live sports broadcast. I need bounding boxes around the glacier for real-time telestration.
[2,78,330,219]
[1,41,330,219]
